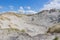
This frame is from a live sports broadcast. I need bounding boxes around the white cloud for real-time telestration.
[0,6,3,9]
[42,0,60,10]
[18,6,25,14]
[25,10,37,14]
[18,9,25,14]
[19,6,24,10]
[27,6,31,10]
[9,6,14,10]
[18,6,37,14]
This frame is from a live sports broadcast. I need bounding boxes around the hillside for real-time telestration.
[0,9,60,40]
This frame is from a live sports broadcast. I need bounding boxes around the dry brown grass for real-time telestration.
[47,23,60,33]
[0,28,26,33]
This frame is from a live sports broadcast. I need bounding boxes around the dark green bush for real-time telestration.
[53,37,58,40]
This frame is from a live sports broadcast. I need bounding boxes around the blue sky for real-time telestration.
[0,0,60,13]
[0,0,49,13]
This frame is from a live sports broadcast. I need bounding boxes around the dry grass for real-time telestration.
[47,23,60,33]
[20,29,26,32]
[0,16,10,21]
[0,28,26,33]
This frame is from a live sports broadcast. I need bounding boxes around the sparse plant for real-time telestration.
[20,29,25,32]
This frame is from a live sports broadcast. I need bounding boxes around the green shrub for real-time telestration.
[53,37,58,40]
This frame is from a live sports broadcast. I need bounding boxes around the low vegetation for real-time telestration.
[20,29,26,32]
[47,23,60,33]
[0,28,26,33]
[53,37,58,40]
